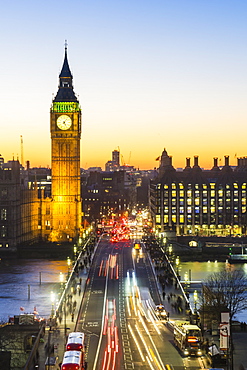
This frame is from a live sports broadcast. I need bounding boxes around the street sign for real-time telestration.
[219,322,229,350]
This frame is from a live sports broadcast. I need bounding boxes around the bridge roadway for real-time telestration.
[76,235,206,370]
[38,235,210,369]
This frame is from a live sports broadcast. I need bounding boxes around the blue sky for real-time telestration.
[1,0,247,169]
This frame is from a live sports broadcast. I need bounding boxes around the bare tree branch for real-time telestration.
[202,269,247,321]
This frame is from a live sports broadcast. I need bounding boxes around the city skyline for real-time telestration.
[1,0,247,170]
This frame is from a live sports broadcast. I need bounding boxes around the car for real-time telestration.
[156,304,167,319]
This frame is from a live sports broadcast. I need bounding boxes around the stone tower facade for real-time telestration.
[50,46,82,242]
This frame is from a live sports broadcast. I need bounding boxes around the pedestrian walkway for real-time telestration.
[152,257,191,323]
[37,252,91,370]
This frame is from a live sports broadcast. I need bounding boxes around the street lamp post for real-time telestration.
[67,257,71,280]
[184,272,188,296]
[59,272,64,293]
[193,290,198,313]
[175,256,180,276]
[64,294,67,341]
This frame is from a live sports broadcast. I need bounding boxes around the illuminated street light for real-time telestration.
[175,256,180,275]
[67,257,71,279]
[194,290,198,312]
[184,272,188,296]
[73,245,77,260]
[59,272,64,294]
[168,245,173,256]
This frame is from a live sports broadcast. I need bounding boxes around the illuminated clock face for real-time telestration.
[57,115,72,130]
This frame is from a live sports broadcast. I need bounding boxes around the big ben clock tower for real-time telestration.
[50,44,82,242]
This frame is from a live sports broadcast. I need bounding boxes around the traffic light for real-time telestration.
[229,247,232,255]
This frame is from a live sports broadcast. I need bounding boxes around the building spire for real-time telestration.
[53,42,78,103]
[59,40,72,79]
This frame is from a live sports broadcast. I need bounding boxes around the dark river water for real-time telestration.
[0,258,68,322]
[0,257,247,323]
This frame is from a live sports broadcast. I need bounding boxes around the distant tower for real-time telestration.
[112,150,120,166]
[50,44,82,242]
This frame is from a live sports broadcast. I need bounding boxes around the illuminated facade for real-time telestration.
[50,46,82,242]
[150,149,247,237]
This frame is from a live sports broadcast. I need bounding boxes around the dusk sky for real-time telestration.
[1,1,247,170]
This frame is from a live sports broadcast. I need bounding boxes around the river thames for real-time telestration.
[0,257,247,323]
[0,258,68,322]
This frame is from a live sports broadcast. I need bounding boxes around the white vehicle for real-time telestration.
[155,304,167,320]
[61,350,84,370]
[66,332,85,352]
[174,321,202,356]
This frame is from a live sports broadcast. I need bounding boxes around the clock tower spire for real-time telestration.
[50,44,82,243]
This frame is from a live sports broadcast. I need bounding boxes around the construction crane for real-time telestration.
[20,135,24,167]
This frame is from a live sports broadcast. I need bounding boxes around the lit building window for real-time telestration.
[156,215,160,223]
[0,209,7,220]
[164,215,168,223]
[203,206,207,213]
[179,191,184,197]
[195,198,200,205]
[210,183,215,189]
[1,226,6,238]
[172,199,176,205]
[234,183,238,189]
[203,184,207,189]
[179,207,184,213]
[180,215,184,223]
[187,190,192,197]
[172,183,176,189]
[211,199,215,206]
[172,215,176,223]
[210,207,215,213]
[242,183,246,189]
[187,207,192,213]
[164,207,169,213]
[218,199,223,206]
[218,190,223,197]
[242,198,246,205]
[164,184,168,189]
[187,198,192,205]
[242,207,246,213]
[180,199,184,205]
[210,190,215,197]
[179,183,184,189]
[195,207,200,214]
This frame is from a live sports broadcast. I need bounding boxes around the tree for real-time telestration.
[201,269,247,322]
[201,268,247,370]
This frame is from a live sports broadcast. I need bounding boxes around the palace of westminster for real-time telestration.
[1,47,247,252]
